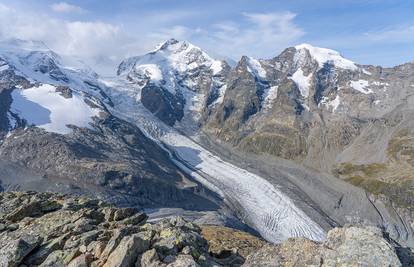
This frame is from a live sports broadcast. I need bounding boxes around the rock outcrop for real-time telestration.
[244,226,411,266]
[0,192,412,267]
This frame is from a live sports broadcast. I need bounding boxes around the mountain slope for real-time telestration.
[203,43,414,204]
[0,39,221,216]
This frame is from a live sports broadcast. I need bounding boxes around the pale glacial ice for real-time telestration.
[104,77,327,243]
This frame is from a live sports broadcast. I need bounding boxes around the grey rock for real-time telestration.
[321,226,402,267]
[138,248,163,267]
[243,226,402,267]
[103,233,151,267]
[39,249,80,267]
[0,235,42,267]
[114,207,138,221]
[166,254,200,267]
[67,253,93,267]
[24,233,70,265]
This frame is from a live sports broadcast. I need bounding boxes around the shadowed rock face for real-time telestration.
[141,83,184,126]
[0,192,410,267]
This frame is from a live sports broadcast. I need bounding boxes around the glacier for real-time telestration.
[102,77,327,243]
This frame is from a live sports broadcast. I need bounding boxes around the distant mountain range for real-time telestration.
[0,38,413,248]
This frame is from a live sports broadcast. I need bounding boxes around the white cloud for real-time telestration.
[51,2,85,14]
[0,4,132,75]
[0,3,305,74]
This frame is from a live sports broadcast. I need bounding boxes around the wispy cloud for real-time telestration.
[51,2,85,14]
[364,25,414,43]
[153,12,305,60]
[211,12,304,59]
[0,2,305,74]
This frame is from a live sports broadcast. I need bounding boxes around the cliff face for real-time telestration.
[0,192,411,267]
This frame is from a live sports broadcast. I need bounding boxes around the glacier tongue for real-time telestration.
[103,77,327,243]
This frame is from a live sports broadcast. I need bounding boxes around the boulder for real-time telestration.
[103,232,151,267]
[0,235,42,267]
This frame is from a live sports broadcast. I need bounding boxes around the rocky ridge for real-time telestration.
[0,192,412,267]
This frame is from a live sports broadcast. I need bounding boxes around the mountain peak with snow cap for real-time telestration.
[154,38,182,51]
[294,43,357,70]
[118,39,224,78]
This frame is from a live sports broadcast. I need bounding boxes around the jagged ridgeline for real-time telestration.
[0,38,413,253]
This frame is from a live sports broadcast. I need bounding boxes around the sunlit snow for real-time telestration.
[11,84,100,134]
[350,80,373,94]
[263,85,278,109]
[0,64,9,71]
[290,69,312,98]
[246,57,267,79]
[295,44,357,70]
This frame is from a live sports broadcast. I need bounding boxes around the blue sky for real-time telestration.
[1,0,413,74]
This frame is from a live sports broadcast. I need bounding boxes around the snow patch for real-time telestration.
[295,44,357,70]
[0,64,9,71]
[211,85,227,106]
[321,95,340,111]
[135,64,163,82]
[290,69,312,98]
[263,86,278,109]
[302,103,310,111]
[7,112,17,129]
[210,60,223,75]
[362,69,372,75]
[350,80,372,94]
[371,81,389,87]
[11,84,100,134]
[246,57,266,79]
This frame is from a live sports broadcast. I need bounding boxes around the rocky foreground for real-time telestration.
[0,192,412,267]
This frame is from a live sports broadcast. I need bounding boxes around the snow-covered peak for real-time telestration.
[118,39,224,80]
[0,39,112,108]
[153,38,187,53]
[294,43,357,70]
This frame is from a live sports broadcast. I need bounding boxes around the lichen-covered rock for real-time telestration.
[0,192,410,267]
[0,234,42,267]
[243,226,405,267]
[201,225,266,258]
[138,248,164,267]
[103,232,151,267]
[321,226,402,267]
[243,238,322,267]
